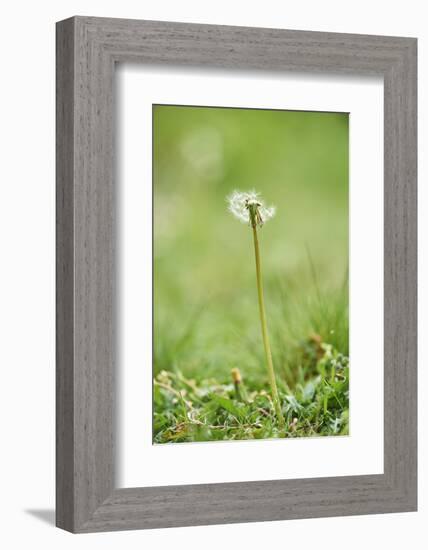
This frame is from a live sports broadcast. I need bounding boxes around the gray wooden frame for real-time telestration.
[56,16,417,533]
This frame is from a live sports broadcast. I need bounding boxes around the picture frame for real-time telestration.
[56,16,417,533]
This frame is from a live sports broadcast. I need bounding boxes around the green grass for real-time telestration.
[153,270,349,442]
[154,338,349,443]
[153,104,349,443]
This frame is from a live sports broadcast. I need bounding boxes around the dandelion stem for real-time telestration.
[251,224,285,430]
[227,190,283,429]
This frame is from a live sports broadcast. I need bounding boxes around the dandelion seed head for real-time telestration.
[227,190,276,227]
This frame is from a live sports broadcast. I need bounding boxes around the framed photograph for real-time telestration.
[56,16,417,532]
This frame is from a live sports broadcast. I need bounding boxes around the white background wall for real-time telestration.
[0,1,424,548]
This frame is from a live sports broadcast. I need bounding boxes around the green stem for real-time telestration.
[251,225,285,430]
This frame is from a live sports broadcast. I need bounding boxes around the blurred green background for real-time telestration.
[153,105,349,388]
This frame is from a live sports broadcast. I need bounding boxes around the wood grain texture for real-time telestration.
[56,16,417,533]
[56,18,75,532]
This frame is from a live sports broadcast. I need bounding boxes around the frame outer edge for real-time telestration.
[383,38,417,510]
[72,15,116,532]
[56,16,76,532]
